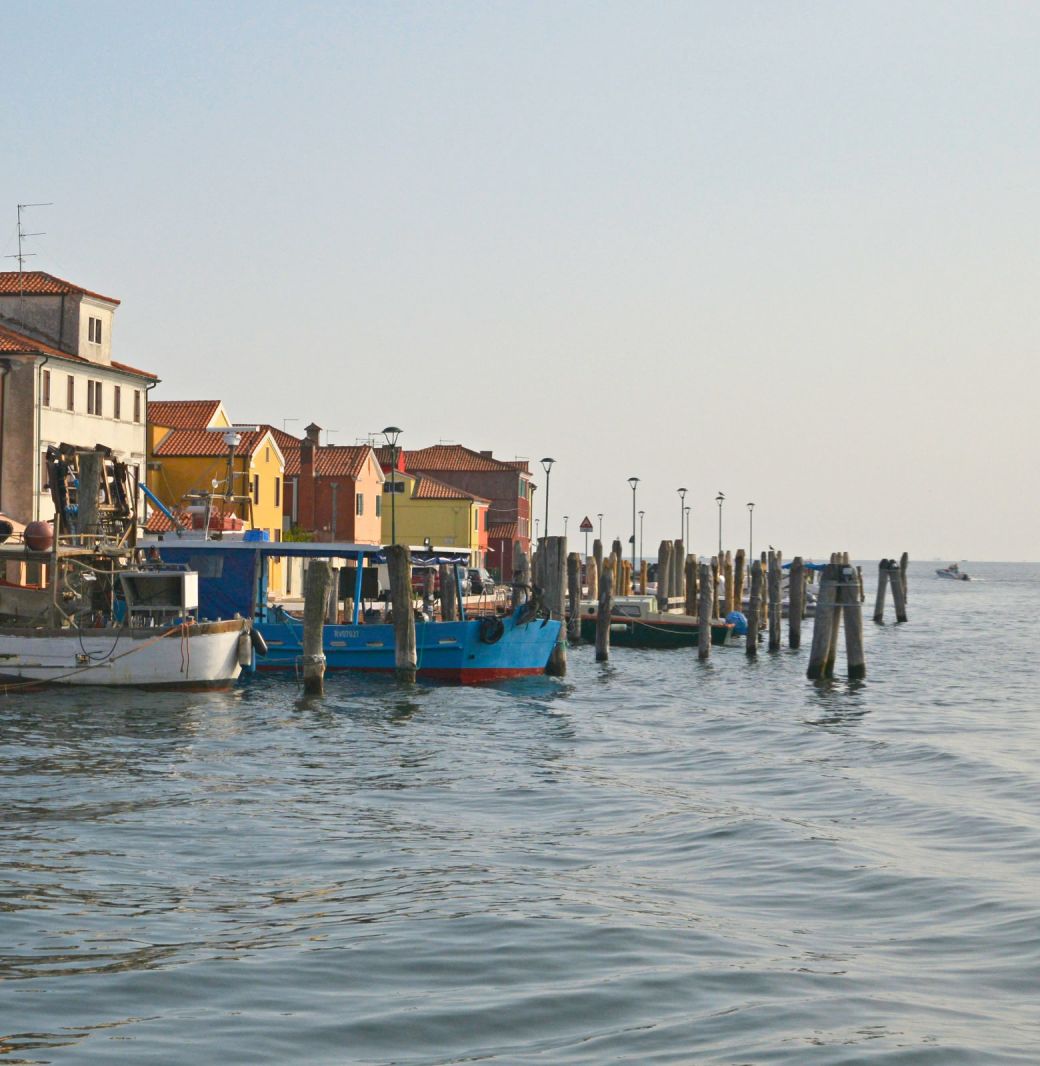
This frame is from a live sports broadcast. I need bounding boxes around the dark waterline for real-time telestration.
[2,562,1039,1064]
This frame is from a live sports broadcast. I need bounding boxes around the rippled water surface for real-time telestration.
[2,562,1039,1064]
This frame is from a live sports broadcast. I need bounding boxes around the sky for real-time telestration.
[3,1,1038,560]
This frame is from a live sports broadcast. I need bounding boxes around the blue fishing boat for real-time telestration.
[151,539,561,682]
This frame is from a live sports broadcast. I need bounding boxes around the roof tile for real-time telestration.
[0,271,120,305]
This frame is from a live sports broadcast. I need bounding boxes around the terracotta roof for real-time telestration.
[488,522,518,540]
[149,400,224,429]
[0,321,156,379]
[410,472,490,503]
[262,426,302,474]
[154,427,280,459]
[145,507,192,534]
[0,271,120,305]
[311,445,376,480]
[404,445,520,473]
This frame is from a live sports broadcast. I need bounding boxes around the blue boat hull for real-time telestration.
[254,608,562,682]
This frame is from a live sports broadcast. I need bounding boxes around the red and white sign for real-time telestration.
[579,516,594,533]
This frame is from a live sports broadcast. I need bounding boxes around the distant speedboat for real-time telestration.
[936,563,970,581]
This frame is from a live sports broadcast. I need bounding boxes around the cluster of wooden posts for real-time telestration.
[297,541,910,694]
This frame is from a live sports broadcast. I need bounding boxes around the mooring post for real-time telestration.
[733,548,746,616]
[593,538,604,590]
[825,555,843,674]
[841,562,866,680]
[673,539,685,599]
[806,562,838,680]
[544,536,567,676]
[639,558,648,596]
[697,561,713,660]
[788,556,804,649]
[511,543,530,609]
[567,551,582,643]
[890,559,908,623]
[873,559,890,623]
[767,550,782,651]
[723,550,734,613]
[595,564,614,662]
[585,546,598,602]
[387,544,416,682]
[440,563,457,621]
[856,565,864,603]
[900,552,909,603]
[684,555,697,616]
[302,558,333,695]
[657,540,672,613]
[746,558,762,657]
[759,551,769,629]
[710,555,720,618]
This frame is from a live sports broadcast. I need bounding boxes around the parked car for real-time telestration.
[411,566,470,596]
[468,567,495,594]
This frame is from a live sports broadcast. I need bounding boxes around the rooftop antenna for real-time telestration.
[324,429,339,446]
[5,203,53,308]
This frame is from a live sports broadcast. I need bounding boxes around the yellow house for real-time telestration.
[146,400,286,589]
[381,471,489,565]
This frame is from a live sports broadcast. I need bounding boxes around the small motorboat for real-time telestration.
[936,562,970,581]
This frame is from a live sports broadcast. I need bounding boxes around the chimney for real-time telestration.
[480,450,493,458]
[304,422,322,446]
[299,433,317,530]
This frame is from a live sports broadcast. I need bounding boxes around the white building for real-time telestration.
[0,272,157,523]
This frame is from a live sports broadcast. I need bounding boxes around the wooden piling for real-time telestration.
[684,555,697,616]
[302,558,333,694]
[806,562,839,680]
[567,552,582,643]
[841,563,866,680]
[890,559,908,623]
[543,536,567,676]
[825,558,842,674]
[639,559,648,596]
[673,540,685,599]
[387,544,416,682]
[873,560,889,623]
[733,549,746,617]
[697,561,713,661]
[900,552,909,603]
[788,556,804,649]
[746,559,762,657]
[595,564,614,662]
[856,565,864,603]
[767,550,782,651]
[440,562,457,621]
[721,550,732,613]
[76,450,102,542]
[657,540,672,612]
[759,551,769,629]
[584,547,598,602]
[593,539,604,589]
[710,555,720,618]
[511,543,531,609]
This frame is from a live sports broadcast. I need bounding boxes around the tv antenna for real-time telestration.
[5,203,54,299]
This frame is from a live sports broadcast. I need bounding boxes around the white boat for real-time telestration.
[936,562,970,581]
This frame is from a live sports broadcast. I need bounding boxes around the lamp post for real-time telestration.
[747,502,755,560]
[715,491,725,555]
[534,517,540,542]
[563,515,569,537]
[677,487,687,543]
[684,506,690,549]
[382,426,402,546]
[638,510,645,567]
[627,477,639,573]
[540,457,555,540]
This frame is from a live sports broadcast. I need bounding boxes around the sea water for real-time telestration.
[2,562,1038,1064]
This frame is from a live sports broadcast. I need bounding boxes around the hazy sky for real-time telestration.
[4,2,1038,559]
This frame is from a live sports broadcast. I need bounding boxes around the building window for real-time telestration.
[88,317,102,344]
[41,451,50,491]
[67,375,75,411]
[376,495,382,517]
[265,446,270,462]
[113,386,121,420]
[474,510,479,530]
[86,380,103,416]
[133,390,141,423]
[274,477,280,507]
[253,475,260,504]
[42,370,50,407]
[382,481,405,493]
[356,494,364,516]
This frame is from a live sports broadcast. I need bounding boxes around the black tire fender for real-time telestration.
[479,616,505,644]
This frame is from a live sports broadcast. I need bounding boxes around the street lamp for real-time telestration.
[627,477,639,574]
[677,487,687,543]
[563,515,569,536]
[638,510,645,567]
[715,491,725,555]
[534,517,540,542]
[597,513,603,541]
[382,426,402,546]
[540,457,555,540]
[747,502,755,560]
[684,506,690,549]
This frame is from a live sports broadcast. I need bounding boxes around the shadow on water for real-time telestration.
[803,676,870,729]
